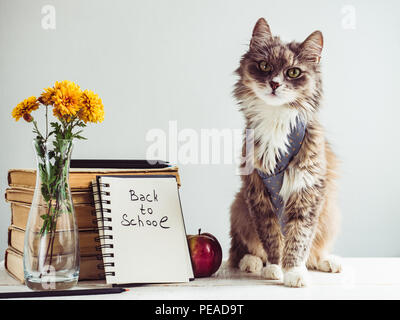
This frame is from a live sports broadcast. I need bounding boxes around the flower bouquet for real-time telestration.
[12,80,104,290]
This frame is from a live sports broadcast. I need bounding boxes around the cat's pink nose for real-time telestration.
[269,81,280,91]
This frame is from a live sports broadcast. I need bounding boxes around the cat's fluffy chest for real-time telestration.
[243,101,300,174]
[243,101,317,201]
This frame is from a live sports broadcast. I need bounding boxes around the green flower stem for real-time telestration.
[47,197,60,268]
[31,105,88,272]
[38,198,52,277]
[45,105,48,139]
[32,120,44,141]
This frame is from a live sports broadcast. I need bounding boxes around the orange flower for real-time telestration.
[52,80,82,121]
[79,90,105,123]
[38,87,55,105]
[12,96,39,121]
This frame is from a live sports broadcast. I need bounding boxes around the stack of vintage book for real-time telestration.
[3,160,180,283]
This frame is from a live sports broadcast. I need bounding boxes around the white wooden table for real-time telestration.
[1,258,399,300]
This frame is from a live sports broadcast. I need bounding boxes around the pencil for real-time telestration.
[0,287,129,299]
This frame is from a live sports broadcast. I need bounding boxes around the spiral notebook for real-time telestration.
[92,175,194,284]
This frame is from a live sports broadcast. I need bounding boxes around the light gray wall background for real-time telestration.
[1,0,399,259]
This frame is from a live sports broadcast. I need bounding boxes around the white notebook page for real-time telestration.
[97,175,193,284]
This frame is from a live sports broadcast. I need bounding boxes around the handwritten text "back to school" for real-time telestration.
[120,189,170,229]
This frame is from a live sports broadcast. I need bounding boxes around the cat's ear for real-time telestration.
[250,18,272,47]
[300,31,323,63]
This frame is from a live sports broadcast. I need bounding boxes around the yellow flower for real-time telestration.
[12,96,39,121]
[52,80,82,121]
[38,87,55,105]
[79,90,104,123]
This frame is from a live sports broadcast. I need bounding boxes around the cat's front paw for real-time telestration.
[283,266,309,288]
[318,255,342,273]
[238,254,263,273]
[262,264,283,280]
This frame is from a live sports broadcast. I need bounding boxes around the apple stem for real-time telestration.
[198,228,201,235]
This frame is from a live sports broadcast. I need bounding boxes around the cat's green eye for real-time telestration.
[287,67,302,78]
[259,61,272,72]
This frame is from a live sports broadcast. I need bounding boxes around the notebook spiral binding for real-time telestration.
[92,182,116,278]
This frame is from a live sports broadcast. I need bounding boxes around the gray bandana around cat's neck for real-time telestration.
[256,116,306,229]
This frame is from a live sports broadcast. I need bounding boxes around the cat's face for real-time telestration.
[235,18,323,110]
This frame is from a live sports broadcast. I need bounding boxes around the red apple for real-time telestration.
[187,229,223,278]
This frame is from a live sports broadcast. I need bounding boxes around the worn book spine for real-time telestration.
[4,247,106,283]
[9,202,98,230]
[8,226,100,257]
[5,187,94,205]
[8,167,181,190]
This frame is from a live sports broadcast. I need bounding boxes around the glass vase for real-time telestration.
[23,138,80,290]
